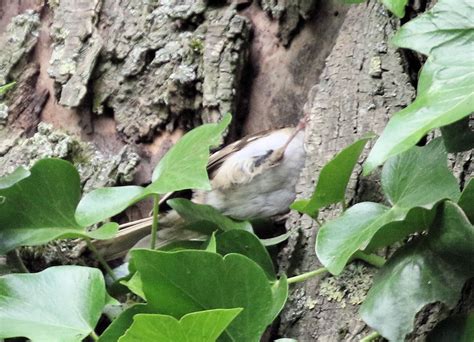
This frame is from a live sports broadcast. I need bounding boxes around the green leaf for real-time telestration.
[0,159,116,254]
[428,313,474,342]
[291,134,374,218]
[316,202,391,274]
[458,178,474,223]
[269,275,289,322]
[130,249,288,341]
[0,82,16,95]
[0,166,29,189]
[168,198,253,232]
[121,272,146,300]
[216,230,276,280]
[76,186,145,227]
[365,206,436,252]
[381,139,460,208]
[0,266,111,341]
[440,116,474,153]
[99,304,152,342]
[317,140,460,274]
[364,0,474,173]
[381,0,407,17]
[119,309,242,342]
[205,232,217,252]
[75,115,231,226]
[148,113,231,194]
[360,202,474,341]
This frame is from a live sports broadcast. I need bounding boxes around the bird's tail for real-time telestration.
[90,210,202,261]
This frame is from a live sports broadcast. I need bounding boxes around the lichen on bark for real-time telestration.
[0,9,40,85]
[90,0,250,141]
[48,0,103,107]
[0,122,140,191]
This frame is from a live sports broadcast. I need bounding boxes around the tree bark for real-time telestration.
[277,1,417,340]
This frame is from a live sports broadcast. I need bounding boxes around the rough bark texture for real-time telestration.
[277,2,417,340]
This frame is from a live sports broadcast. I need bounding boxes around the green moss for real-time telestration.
[189,38,204,54]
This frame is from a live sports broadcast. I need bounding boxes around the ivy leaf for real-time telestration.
[360,201,474,341]
[0,266,113,341]
[364,0,474,173]
[440,116,474,153]
[205,232,217,252]
[168,198,253,232]
[458,178,474,223]
[0,166,29,189]
[121,272,146,300]
[381,0,408,17]
[148,113,231,194]
[316,140,460,274]
[119,309,242,342]
[428,313,474,342]
[75,115,231,226]
[99,304,152,342]
[130,249,288,341]
[216,230,276,280]
[381,139,460,207]
[0,159,117,254]
[291,134,374,218]
[75,186,145,227]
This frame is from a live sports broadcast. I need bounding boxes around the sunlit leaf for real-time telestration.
[130,249,288,341]
[0,159,116,254]
[0,266,113,341]
[76,186,145,227]
[364,0,474,172]
[291,134,374,218]
[119,309,242,342]
[317,140,460,274]
[149,113,231,194]
[75,115,231,226]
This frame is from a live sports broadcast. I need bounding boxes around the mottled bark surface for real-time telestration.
[277,2,416,340]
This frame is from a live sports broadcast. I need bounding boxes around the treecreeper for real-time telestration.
[94,119,307,260]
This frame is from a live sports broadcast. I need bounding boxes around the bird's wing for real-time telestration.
[207,129,274,175]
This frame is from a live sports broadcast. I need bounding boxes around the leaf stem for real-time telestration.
[360,331,380,342]
[353,251,386,268]
[150,194,160,249]
[287,267,328,284]
[89,330,99,341]
[85,238,117,282]
[7,249,29,273]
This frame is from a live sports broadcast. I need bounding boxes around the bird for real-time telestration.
[92,118,307,260]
